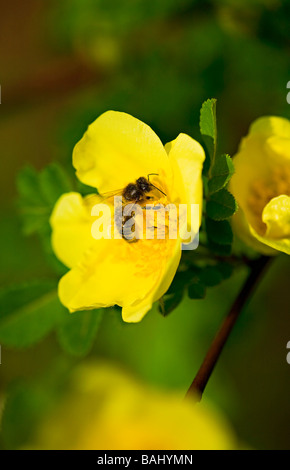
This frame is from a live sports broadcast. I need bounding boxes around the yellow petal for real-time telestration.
[263,195,290,239]
[246,116,290,140]
[50,193,101,269]
[244,117,290,170]
[25,362,237,450]
[165,133,205,239]
[122,239,181,322]
[58,237,179,322]
[230,137,270,230]
[248,195,290,255]
[231,208,277,256]
[265,136,290,162]
[73,111,171,194]
[230,117,290,233]
[249,228,290,256]
[166,133,205,207]
[230,116,290,255]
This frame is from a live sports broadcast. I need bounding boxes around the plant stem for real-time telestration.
[185,255,272,401]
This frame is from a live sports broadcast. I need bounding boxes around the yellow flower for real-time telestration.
[25,362,237,450]
[230,116,290,255]
[50,111,205,322]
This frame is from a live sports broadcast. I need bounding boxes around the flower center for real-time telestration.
[120,185,182,244]
[117,190,179,278]
[247,164,290,235]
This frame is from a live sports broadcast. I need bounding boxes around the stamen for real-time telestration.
[247,164,290,234]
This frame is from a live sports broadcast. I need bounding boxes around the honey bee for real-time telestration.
[100,174,166,203]
[101,174,166,242]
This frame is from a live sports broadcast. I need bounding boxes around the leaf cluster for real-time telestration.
[159,99,238,316]
[2,164,105,356]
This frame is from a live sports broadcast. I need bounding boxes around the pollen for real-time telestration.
[133,237,177,278]
[125,194,178,278]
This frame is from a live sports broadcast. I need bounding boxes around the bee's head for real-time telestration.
[136,177,151,193]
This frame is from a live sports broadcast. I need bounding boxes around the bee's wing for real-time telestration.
[81,191,124,210]
[98,188,125,201]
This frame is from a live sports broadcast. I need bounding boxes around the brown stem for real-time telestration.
[185,255,272,401]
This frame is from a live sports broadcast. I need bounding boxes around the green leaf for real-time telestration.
[37,224,68,276]
[159,291,183,316]
[17,163,75,275]
[17,163,73,235]
[166,270,189,295]
[206,218,233,245]
[207,239,232,256]
[187,280,206,299]
[202,175,209,198]
[197,262,234,288]
[77,180,99,196]
[208,154,235,194]
[39,163,73,205]
[57,309,104,356]
[216,262,234,279]
[1,382,54,448]
[199,98,217,171]
[206,189,238,220]
[158,269,190,315]
[199,266,224,287]
[0,281,66,348]
[16,166,50,234]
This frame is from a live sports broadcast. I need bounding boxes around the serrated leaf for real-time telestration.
[206,189,238,220]
[199,98,217,171]
[57,309,104,356]
[206,218,233,245]
[208,154,235,194]
[0,281,66,348]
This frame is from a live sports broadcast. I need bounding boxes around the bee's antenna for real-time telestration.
[147,174,166,197]
[147,173,159,181]
[151,184,167,197]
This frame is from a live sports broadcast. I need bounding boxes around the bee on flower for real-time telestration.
[50,111,205,322]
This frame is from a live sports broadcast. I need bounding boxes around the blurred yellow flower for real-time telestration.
[50,111,205,322]
[230,116,290,255]
[26,363,236,450]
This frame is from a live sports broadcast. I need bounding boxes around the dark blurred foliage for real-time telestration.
[0,0,290,450]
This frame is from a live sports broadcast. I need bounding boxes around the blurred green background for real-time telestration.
[1,0,290,450]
